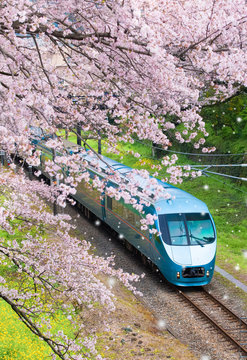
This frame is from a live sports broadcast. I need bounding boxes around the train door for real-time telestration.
[102,193,106,221]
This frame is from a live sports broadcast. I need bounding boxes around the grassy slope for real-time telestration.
[0,226,78,359]
[0,299,51,360]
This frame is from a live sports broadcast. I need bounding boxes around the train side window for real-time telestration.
[126,208,135,225]
[158,214,171,245]
[112,198,124,217]
[123,207,139,230]
[77,180,101,202]
[133,213,141,231]
[128,210,145,236]
[107,196,112,210]
[111,199,149,238]
[91,186,101,201]
[134,213,141,230]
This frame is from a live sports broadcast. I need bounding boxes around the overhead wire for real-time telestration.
[195,169,247,181]
[181,164,247,168]
[131,139,247,184]
[84,137,247,193]
[94,141,247,183]
[201,173,247,195]
[133,138,247,157]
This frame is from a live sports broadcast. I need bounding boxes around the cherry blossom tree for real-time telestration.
[1,0,247,157]
[0,169,142,359]
[0,0,247,358]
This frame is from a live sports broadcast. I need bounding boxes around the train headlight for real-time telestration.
[176,271,180,279]
[206,270,210,277]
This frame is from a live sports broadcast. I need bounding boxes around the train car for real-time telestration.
[36,141,217,287]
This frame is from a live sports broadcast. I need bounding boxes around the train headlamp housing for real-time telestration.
[206,270,210,277]
[176,271,180,279]
[182,267,205,278]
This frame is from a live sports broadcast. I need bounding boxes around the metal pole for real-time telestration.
[0,150,5,166]
[98,130,101,155]
[52,147,57,216]
[77,124,81,146]
[28,165,32,180]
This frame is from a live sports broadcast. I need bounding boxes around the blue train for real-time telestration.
[36,140,217,287]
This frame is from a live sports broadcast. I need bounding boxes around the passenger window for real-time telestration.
[112,198,124,217]
[107,196,112,210]
[77,178,101,202]
[111,199,149,238]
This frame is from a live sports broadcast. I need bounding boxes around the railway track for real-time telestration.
[104,226,247,358]
[174,286,247,358]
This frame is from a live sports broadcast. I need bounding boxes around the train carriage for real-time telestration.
[36,140,217,287]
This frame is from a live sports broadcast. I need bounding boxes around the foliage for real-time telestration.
[200,93,247,154]
[201,94,247,134]
[1,0,247,358]
[0,299,70,360]
[0,171,141,359]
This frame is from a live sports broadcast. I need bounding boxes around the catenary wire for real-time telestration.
[133,138,247,157]
[193,168,247,181]
[201,173,247,195]
[84,140,247,195]
[180,164,247,168]
[84,140,247,190]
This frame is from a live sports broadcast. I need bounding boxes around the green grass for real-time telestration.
[0,296,81,360]
[0,299,51,360]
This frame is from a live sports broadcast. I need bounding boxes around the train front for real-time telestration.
[153,188,217,286]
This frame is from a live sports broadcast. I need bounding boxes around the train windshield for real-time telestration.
[158,213,215,246]
[185,213,215,246]
[166,214,188,245]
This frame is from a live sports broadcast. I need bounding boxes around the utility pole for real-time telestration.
[77,123,81,146]
[0,150,5,166]
[28,165,32,180]
[98,130,101,155]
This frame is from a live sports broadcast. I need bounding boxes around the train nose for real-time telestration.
[171,246,192,265]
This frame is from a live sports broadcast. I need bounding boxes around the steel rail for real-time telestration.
[202,288,247,327]
[176,287,247,356]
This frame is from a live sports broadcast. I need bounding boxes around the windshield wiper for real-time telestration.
[203,236,215,242]
[189,231,204,247]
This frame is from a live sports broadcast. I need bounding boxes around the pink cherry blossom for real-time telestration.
[0,0,247,358]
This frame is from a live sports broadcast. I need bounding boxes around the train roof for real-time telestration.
[61,141,209,215]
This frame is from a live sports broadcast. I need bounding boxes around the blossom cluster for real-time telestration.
[0,0,247,358]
